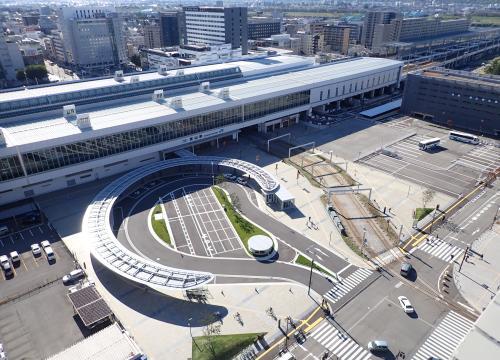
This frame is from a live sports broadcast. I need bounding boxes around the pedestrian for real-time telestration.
[308,216,311,224]
[255,288,259,294]
[83,261,86,269]
[221,290,225,296]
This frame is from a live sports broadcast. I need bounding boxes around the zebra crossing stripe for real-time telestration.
[411,311,474,360]
[310,321,372,360]
[418,239,464,263]
[324,268,372,303]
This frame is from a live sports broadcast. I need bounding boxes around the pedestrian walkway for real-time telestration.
[411,311,474,360]
[324,268,373,304]
[373,247,405,266]
[309,320,372,360]
[413,236,464,263]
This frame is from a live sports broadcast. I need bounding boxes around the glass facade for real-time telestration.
[244,91,310,120]
[0,90,310,181]
[0,156,25,182]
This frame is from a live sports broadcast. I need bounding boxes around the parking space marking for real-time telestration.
[38,227,44,234]
[29,229,34,236]
[19,232,24,240]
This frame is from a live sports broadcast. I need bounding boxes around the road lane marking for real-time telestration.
[337,263,352,276]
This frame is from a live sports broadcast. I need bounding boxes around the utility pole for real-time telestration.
[308,258,315,295]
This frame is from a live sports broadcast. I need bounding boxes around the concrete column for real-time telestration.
[370,90,375,98]
[336,101,341,110]
[380,87,385,95]
[216,138,219,149]
[308,108,313,116]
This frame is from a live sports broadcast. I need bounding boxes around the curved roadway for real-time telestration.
[116,175,359,296]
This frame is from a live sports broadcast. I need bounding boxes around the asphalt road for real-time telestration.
[115,175,351,297]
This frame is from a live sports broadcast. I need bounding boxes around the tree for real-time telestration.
[16,70,26,82]
[130,54,141,68]
[25,64,48,82]
[230,193,241,211]
[422,188,436,208]
[215,174,225,185]
[484,57,500,75]
[202,314,222,359]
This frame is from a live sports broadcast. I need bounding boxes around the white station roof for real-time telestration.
[1,57,402,149]
[248,235,274,253]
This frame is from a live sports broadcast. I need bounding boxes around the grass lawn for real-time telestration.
[211,186,269,251]
[192,333,265,360]
[295,254,334,276]
[151,204,171,246]
[415,208,434,221]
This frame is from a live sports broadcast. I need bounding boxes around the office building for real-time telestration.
[144,23,162,49]
[372,17,470,48]
[362,11,398,48]
[402,68,499,136]
[0,55,402,205]
[159,12,182,47]
[183,6,248,55]
[59,6,127,71]
[0,32,24,82]
[324,25,351,54]
[248,17,281,40]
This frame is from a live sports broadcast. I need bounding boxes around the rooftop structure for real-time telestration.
[0,56,403,205]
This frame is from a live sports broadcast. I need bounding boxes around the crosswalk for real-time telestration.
[454,145,500,173]
[324,268,373,304]
[412,311,474,360]
[310,320,372,360]
[415,237,464,263]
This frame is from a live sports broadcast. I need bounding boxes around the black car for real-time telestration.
[400,262,413,277]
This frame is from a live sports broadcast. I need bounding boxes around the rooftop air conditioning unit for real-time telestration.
[176,69,184,76]
[114,70,124,82]
[152,89,164,102]
[218,87,230,100]
[169,97,183,109]
[158,64,168,75]
[76,113,91,129]
[130,75,139,83]
[63,104,76,118]
[199,81,210,93]
[0,129,6,146]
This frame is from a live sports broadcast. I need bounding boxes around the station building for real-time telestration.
[0,55,403,205]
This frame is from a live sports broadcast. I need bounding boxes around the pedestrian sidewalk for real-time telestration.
[453,224,500,313]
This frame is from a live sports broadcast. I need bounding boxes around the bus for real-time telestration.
[449,131,479,145]
[418,137,441,150]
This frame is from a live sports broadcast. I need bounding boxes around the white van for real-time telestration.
[44,246,56,262]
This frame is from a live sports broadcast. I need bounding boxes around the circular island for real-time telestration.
[248,235,274,257]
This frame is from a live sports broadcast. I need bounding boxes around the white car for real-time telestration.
[63,269,85,284]
[31,243,42,256]
[236,177,248,185]
[40,240,51,249]
[398,296,414,313]
[9,251,20,264]
[44,246,56,262]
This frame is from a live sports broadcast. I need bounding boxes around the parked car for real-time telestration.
[0,255,13,276]
[31,243,42,256]
[0,224,9,236]
[63,269,85,284]
[9,251,20,264]
[44,246,55,262]
[40,240,51,249]
[236,177,248,185]
[398,296,415,313]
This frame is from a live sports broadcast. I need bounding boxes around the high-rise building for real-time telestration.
[159,12,182,47]
[361,11,398,48]
[144,23,162,49]
[248,17,281,40]
[59,6,127,71]
[324,25,351,54]
[0,32,24,82]
[183,6,248,55]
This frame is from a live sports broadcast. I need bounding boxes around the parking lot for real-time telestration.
[357,117,498,197]
[0,210,87,359]
[163,184,246,258]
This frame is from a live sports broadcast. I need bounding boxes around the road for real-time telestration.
[114,175,380,302]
